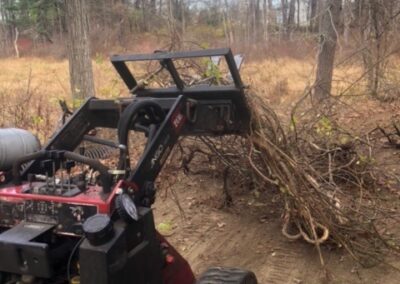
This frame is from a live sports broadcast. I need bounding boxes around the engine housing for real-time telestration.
[0,128,40,171]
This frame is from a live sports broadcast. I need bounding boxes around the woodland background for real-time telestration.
[1,0,400,101]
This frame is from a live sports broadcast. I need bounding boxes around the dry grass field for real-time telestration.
[0,55,368,134]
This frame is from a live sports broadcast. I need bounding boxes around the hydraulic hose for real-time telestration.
[63,151,112,193]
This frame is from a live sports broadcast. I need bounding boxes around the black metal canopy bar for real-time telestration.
[110,48,244,93]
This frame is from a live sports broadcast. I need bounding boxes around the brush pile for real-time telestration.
[247,94,400,266]
[142,56,400,267]
[177,92,400,267]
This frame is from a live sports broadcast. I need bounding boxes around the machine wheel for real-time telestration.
[197,267,258,284]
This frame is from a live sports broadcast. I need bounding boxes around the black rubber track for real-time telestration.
[197,267,258,284]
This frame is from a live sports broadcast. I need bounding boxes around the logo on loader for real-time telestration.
[171,111,185,133]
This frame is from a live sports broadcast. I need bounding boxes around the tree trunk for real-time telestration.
[134,0,141,9]
[55,1,64,41]
[224,0,234,44]
[286,0,296,39]
[249,0,257,43]
[362,0,383,97]
[262,0,267,41]
[222,1,233,45]
[267,0,275,32]
[167,0,181,48]
[180,0,185,40]
[343,0,353,46]
[309,0,318,32]
[65,0,95,106]
[313,0,342,100]
[0,23,6,54]
[13,27,19,58]
[150,0,156,15]
[255,0,261,41]
[281,0,288,38]
[142,0,148,32]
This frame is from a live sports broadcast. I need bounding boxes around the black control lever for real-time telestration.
[40,160,54,177]
[12,150,112,193]
[64,160,75,191]
[65,160,76,172]
[13,150,47,185]
[40,159,55,190]
[63,152,112,193]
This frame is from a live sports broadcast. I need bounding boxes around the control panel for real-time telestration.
[0,199,97,235]
[0,183,118,236]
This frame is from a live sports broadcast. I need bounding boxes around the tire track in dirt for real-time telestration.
[154,176,400,283]
[262,241,306,284]
[156,194,318,283]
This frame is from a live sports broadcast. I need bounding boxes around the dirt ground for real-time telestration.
[153,170,400,284]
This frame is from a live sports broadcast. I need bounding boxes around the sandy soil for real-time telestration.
[153,160,400,284]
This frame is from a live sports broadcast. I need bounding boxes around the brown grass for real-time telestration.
[0,56,366,103]
[0,55,388,141]
[0,57,127,141]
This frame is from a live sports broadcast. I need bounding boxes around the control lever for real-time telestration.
[27,173,34,192]
[79,147,85,174]
[77,170,88,192]
[53,151,64,190]
[40,160,53,191]
[65,160,76,191]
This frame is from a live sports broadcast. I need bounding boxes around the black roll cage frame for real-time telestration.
[17,48,250,201]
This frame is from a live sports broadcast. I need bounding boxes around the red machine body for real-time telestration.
[0,184,116,213]
[158,233,196,284]
[0,182,119,236]
[0,181,197,283]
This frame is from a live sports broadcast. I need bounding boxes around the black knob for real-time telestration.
[142,181,156,207]
[82,214,114,246]
[116,193,139,223]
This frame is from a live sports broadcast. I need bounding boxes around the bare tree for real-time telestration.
[262,0,268,41]
[222,0,234,45]
[309,0,318,32]
[180,0,185,40]
[358,0,396,97]
[13,27,19,58]
[249,0,261,43]
[281,0,288,37]
[150,0,157,14]
[134,0,141,9]
[343,0,353,45]
[65,0,95,105]
[287,0,296,37]
[313,0,342,100]
[267,0,275,36]
[280,0,296,39]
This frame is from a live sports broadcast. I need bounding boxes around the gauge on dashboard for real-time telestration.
[116,193,138,222]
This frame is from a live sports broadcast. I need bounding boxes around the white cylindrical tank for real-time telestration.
[0,128,41,171]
